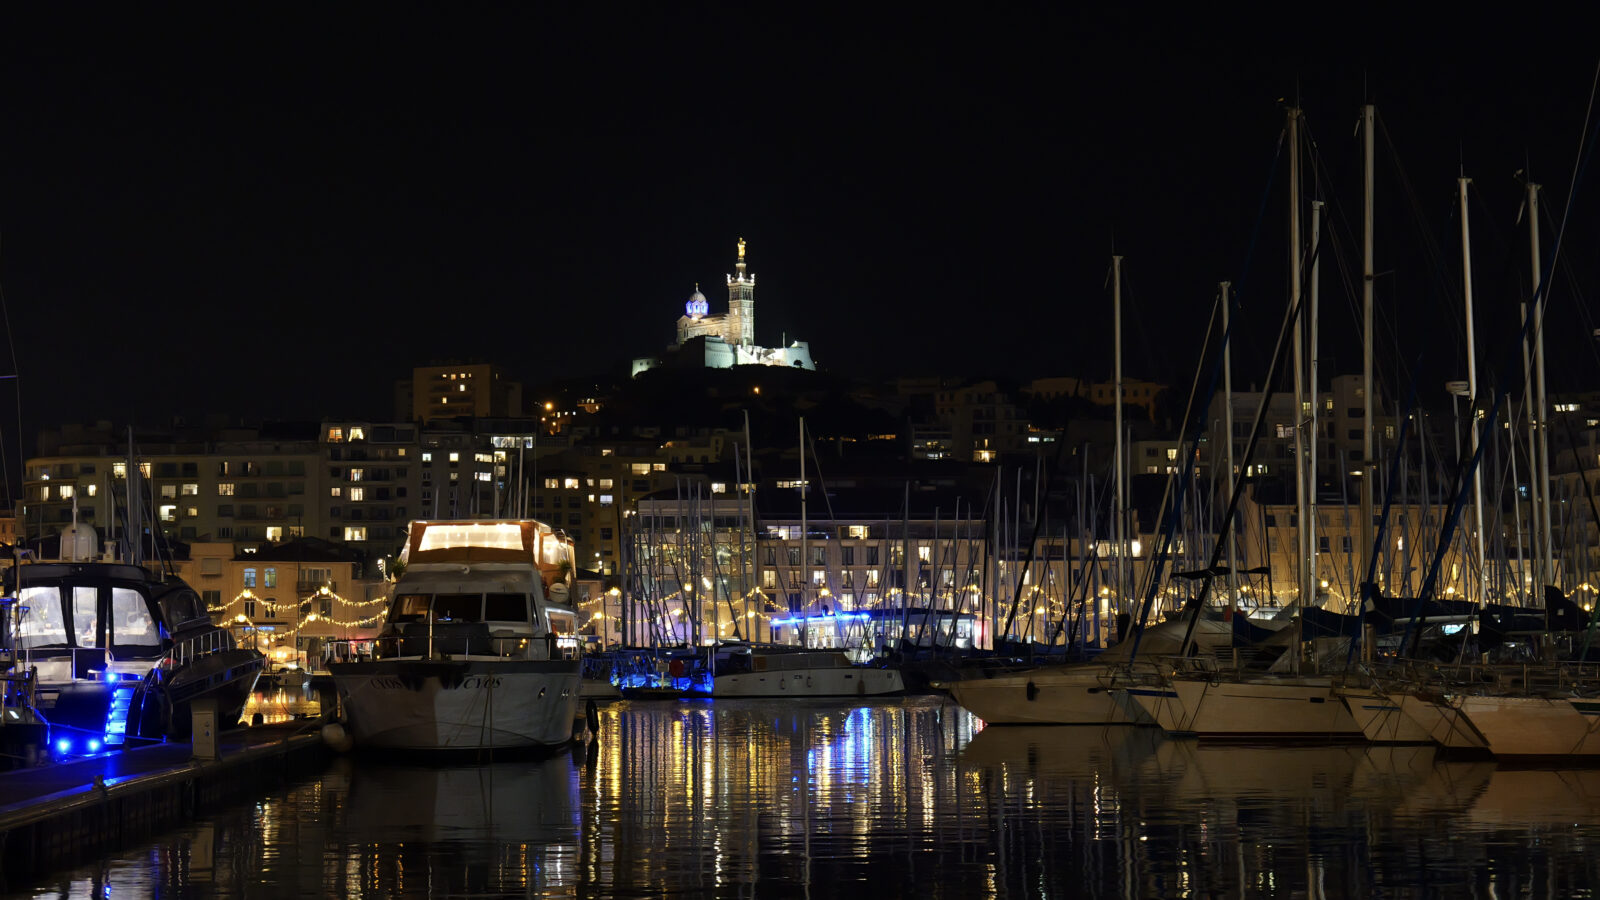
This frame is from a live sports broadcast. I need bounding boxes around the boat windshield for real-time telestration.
[15,586,68,648]
[392,593,484,623]
[484,593,528,622]
[112,587,160,648]
[71,586,99,647]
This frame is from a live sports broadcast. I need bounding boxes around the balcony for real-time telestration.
[297,580,337,594]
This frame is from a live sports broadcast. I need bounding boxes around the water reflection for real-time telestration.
[13,697,1600,898]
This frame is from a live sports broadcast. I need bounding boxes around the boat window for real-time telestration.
[72,586,99,648]
[483,593,528,622]
[15,586,68,648]
[431,593,482,622]
[112,587,160,648]
[547,611,575,634]
[159,591,205,626]
[393,594,432,622]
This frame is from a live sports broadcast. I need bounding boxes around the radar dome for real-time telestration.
[59,523,99,562]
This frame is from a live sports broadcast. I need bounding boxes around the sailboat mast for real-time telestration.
[1361,103,1377,580]
[799,416,808,648]
[1309,199,1323,608]
[1112,254,1126,627]
[1459,176,1489,604]
[1222,281,1238,613]
[1287,106,1309,611]
[1529,182,1555,590]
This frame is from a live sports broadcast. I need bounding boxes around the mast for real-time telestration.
[1287,106,1309,615]
[1309,199,1323,609]
[1112,254,1126,628]
[1361,103,1377,582]
[1222,281,1239,613]
[799,416,808,648]
[1529,182,1555,591]
[1459,176,1489,604]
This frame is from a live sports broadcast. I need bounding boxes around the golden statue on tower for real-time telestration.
[738,237,746,260]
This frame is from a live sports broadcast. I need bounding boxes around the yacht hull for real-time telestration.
[943,665,1139,725]
[1126,677,1363,739]
[1339,686,1433,743]
[1396,693,1489,751]
[331,658,581,751]
[712,665,904,698]
[1458,695,1600,758]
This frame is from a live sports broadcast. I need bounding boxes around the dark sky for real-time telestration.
[3,8,1599,451]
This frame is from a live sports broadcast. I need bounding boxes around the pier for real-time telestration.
[0,722,329,881]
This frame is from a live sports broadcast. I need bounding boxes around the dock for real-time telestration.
[0,722,330,880]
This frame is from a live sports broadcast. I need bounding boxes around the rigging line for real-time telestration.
[1536,198,1600,379]
[1125,286,1222,664]
[0,230,20,514]
[1174,203,1328,657]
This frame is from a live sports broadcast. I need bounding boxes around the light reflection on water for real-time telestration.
[13,696,1600,898]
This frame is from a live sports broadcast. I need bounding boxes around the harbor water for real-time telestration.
[9,695,1600,898]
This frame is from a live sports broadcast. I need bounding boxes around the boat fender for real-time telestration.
[1026,681,1039,702]
[320,723,354,753]
[586,699,599,734]
[806,676,813,689]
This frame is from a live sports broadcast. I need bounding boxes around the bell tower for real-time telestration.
[726,237,755,347]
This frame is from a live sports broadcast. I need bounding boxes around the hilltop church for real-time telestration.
[631,239,815,376]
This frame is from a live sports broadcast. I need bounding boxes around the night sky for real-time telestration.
[3,9,1598,453]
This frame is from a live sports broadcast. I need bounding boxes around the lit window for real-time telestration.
[185,507,198,518]
[327,427,344,442]
[599,478,614,489]
[475,472,492,482]
[349,426,366,440]
[601,448,614,457]
[59,484,75,499]
[600,494,614,506]
[349,468,364,482]
[544,477,559,489]
[113,462,127,478]
[160,484,177,499]
[344,526,368,541]
[918,546,931,561]
[330,487,342,497]
[563,477,580,490]
[218,483,235,496]
[349,487,365,502]
[265,526,283,541]
[422,452,432,463]
[181,483,198,495]
[448,452,460,463]
[263,568,277,588]
[711,482,726,493]
[1166,448,1178,461]
[86,484,98,497]
[243,568,257,588]
[631,463,651,476]
[652,463,666,472]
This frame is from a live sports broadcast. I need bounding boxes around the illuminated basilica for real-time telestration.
[631,239,815,375]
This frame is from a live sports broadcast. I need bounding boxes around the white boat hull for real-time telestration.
[1395,692,1489,751]
[330,658,581,751]
[943,666,1140,725]
[1125,677,1363,739]
[1339,686,1433,743]
[1458,695,1600,758]
[712,666,904,698]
